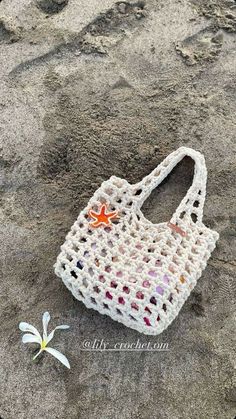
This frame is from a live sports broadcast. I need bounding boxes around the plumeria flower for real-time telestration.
[19,312,70,369]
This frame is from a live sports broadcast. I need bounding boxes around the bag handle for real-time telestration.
[132,147,207,226]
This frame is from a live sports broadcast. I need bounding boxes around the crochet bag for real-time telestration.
[55,147,219,335]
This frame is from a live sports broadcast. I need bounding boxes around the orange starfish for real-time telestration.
[88,204,119,228]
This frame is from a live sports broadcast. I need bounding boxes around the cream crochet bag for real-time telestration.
[55,147,219,335]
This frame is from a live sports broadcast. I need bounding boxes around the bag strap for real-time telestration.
[132,147,207,226]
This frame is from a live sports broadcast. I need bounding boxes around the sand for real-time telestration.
[0,0,235,418]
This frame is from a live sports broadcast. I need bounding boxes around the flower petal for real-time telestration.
[22,334,42,344]
[42,312,50,340]
[45,325,70,345]
[56,325,70,329]
[19,322,42,340]
[45,347,70,369]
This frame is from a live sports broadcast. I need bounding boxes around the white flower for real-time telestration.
[19,312,70,369]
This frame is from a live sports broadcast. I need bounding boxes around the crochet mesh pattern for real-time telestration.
[54,147,219,335]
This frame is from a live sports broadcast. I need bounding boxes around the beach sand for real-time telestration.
[0,1,235,418]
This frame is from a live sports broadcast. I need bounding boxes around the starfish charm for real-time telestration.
[88,204,119,228]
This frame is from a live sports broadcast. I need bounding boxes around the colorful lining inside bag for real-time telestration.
[54,147,219,335]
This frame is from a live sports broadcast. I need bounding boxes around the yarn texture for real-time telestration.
[54,147,219,335]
